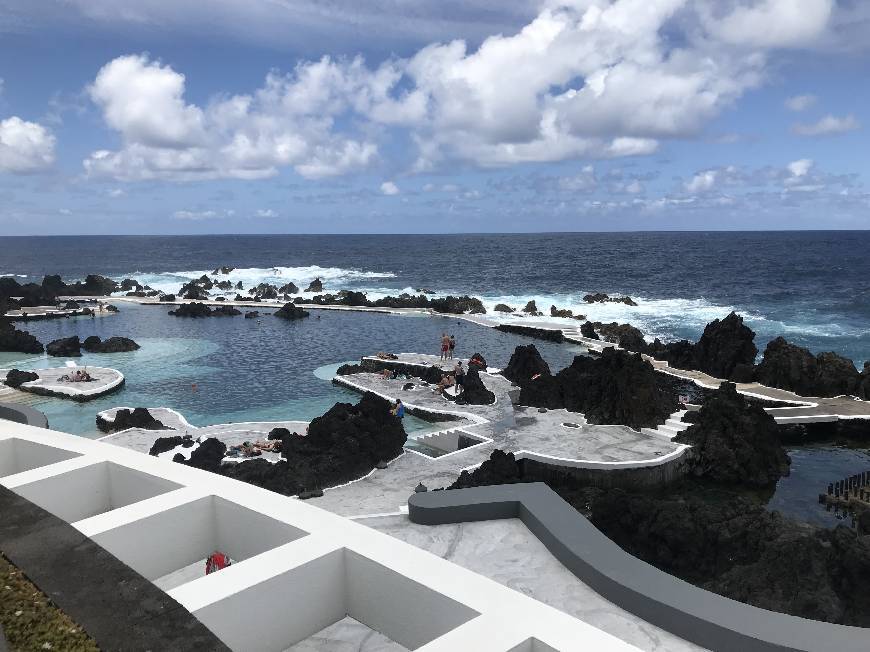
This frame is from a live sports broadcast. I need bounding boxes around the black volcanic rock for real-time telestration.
[46,335,81,357]
[158,293,176,302]
[501,344,551,385]
[5,369,38,388]
[579,321,599,339]
[429,295,486,314]
[82,336,140,353]
[98,407,167,433]
[692,312,757,379]
[755,337,860,397]
[550,305,574,318]
[212,266,234,275]
[244,311,260,319]
[66,274,118,296]
[274,302,309,320]
[168,302,241,317]
[521,300,539,314]
[336,362,365,375]
[451,367,495,405]
[218,392,406,495]
[583,292,637,306]
[278,282,299,294]
[0,318,44,353]
[675,382,790,487]
[185,438,228,473]
[119,278,141,292]
[305,278,323,293]
[590,322,647,352]
[518,348,678,429]
[468,352,487,371]
[814,351,860,396]
[371,294,431,309]
[494,303,515,313]
[495,324,565,342]
[249,283,278,299]
[591,490,870,627]
[449,450,525,489]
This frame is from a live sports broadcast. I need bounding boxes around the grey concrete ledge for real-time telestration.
[0,403,48,429]
[408,483,868,652]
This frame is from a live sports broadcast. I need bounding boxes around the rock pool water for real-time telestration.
[1,302,584,437]
[766,445,870,528]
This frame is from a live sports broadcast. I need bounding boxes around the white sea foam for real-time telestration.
[109,267,870,345]
[119,265,397,297]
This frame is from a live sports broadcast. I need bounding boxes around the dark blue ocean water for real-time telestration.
[2,232,868,363]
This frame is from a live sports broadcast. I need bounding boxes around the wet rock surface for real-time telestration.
[583,292,637,306]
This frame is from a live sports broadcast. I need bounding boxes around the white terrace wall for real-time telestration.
[0,420,641,652]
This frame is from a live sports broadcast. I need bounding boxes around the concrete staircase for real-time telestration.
[641,410,691,441]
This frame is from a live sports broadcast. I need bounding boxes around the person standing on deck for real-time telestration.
[454,361,465,395]
[440,333,450,361]
[448,335,456,360]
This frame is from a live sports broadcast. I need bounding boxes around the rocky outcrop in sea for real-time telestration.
[0,318,44,353]
[168,303,241,317]
[5,369,39,388]
[82,336,140,353]
[46,336,82,357]
[274,302,309,320]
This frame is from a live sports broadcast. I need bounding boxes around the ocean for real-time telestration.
[3,231,869,364]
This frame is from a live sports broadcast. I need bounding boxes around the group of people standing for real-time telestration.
[439,333,456,360]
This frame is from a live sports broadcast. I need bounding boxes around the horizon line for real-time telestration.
[2,228,870,238]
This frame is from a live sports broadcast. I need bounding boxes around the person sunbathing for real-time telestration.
[253,439,281,452]
[228,441,261,457]
[434,374,455,394]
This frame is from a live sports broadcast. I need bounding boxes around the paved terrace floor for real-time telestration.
[99,406,309,465]
[320,354,684,517]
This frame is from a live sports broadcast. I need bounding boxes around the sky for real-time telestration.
[0,0,869,234]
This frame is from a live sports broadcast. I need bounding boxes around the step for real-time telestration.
[657,425,682,436]
[641,427,677,441]
[665,419,690,430]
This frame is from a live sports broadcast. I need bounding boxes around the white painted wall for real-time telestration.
[0,421,642,652]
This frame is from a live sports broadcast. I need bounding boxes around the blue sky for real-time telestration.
[0,0,868,234]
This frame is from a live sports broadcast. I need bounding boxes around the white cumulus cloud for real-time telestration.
[380,181,400,195]
[81,1,839,181]
[256,208,278,217]
[0,116,56,173]
[792,114,860,136]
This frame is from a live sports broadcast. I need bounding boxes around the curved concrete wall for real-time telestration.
[409,483,868,652]
[0,403,48,429]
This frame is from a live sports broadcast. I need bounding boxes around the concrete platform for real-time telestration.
[98,406,309,465]
[0,366,124,402]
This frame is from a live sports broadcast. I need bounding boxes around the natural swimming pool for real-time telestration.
[0,302,584,437]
